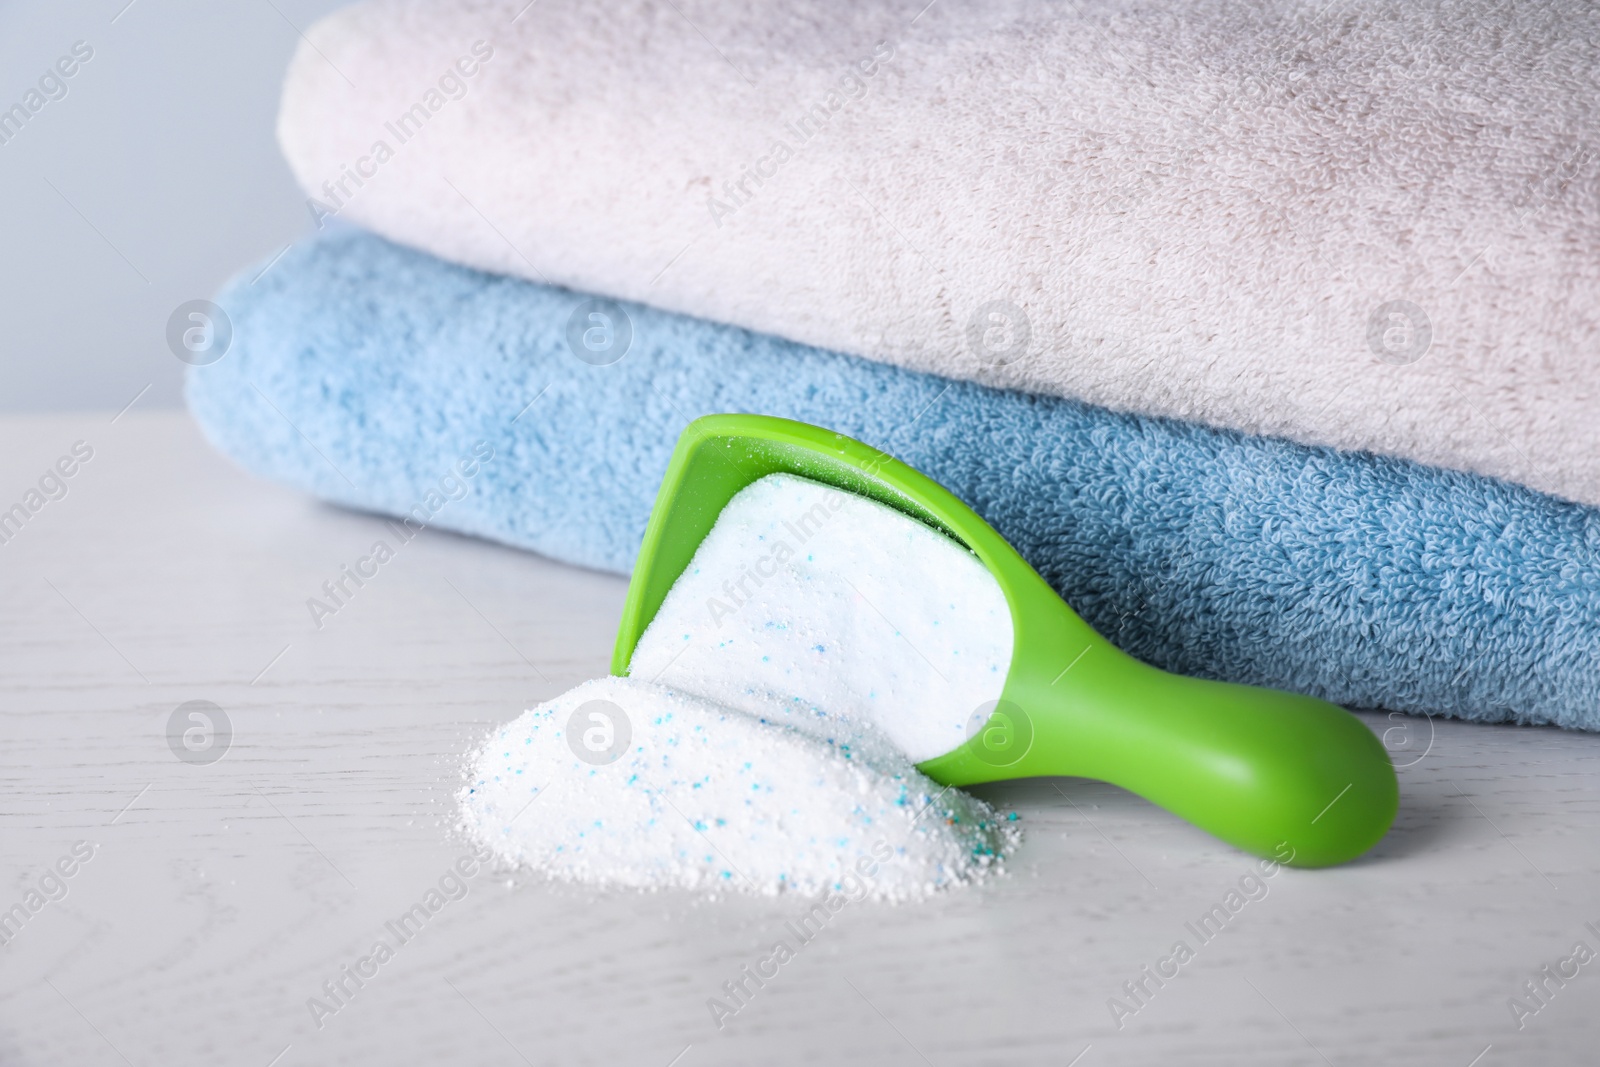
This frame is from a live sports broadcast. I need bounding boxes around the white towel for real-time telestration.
[279,0,1600,504]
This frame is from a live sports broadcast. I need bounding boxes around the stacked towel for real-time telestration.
[184,0,1600,734]
[278,0,1600,505]
[188,229,1600,732]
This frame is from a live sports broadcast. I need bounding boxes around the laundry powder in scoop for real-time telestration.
[628,473,1015,763]
[458,676,1013,898]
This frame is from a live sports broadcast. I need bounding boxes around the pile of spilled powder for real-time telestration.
[459,474,1019,900]
[459,677,1013,898]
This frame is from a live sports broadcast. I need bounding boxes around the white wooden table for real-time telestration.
[2,411,1597,1066]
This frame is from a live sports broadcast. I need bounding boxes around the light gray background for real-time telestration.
[0,0,347,413]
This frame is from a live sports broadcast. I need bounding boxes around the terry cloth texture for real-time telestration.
[278,0,1600,506]
[189,229,1600,730]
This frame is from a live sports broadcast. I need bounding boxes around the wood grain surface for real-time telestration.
[2,412,1596,1066]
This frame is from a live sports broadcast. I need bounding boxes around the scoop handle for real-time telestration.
[921,637,1398,867]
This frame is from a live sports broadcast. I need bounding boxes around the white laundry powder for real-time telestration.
[460,475,1018,898]
[630,473,1014,763]
[459,676,1012,898]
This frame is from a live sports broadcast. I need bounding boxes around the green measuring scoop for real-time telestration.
[612,414,1397,867]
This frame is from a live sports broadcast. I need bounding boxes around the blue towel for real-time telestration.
[188,228,1600,730]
